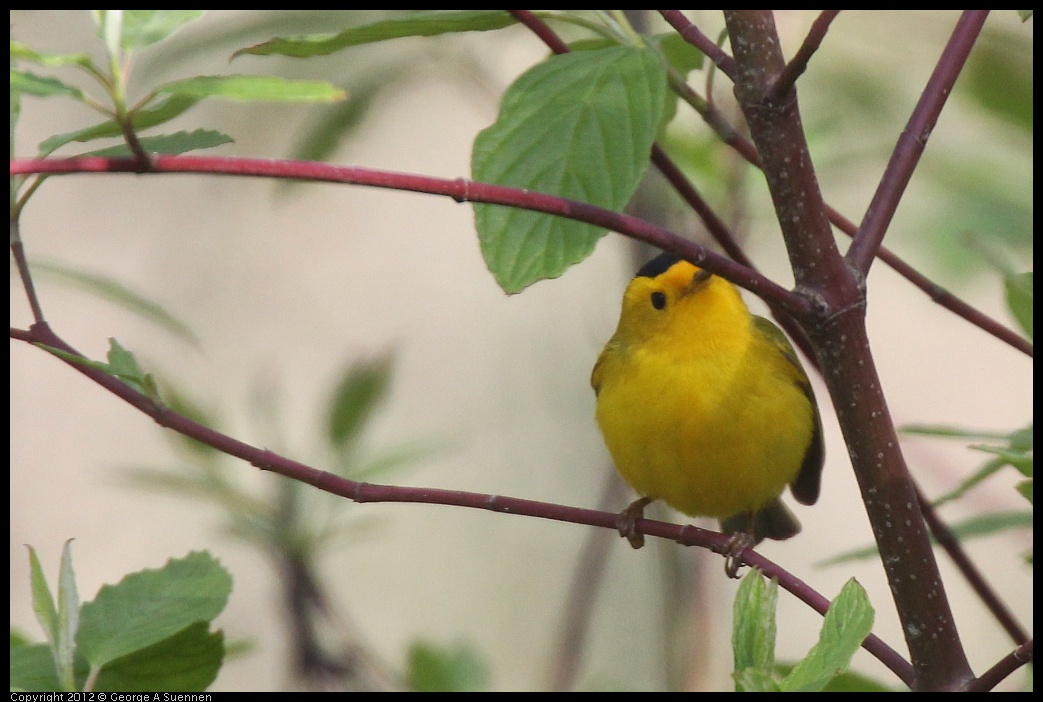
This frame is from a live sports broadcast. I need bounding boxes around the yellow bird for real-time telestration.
[591,252,823,573]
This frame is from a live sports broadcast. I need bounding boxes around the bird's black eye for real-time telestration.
[650,291,667,310]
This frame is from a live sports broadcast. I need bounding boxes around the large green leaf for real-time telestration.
[471,46,666,293]
[76,552,231,668]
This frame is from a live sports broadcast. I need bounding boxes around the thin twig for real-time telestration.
[8,320,916,687]
[847,11,990,274]
[917,487,1029,645]
[768,10,841,102]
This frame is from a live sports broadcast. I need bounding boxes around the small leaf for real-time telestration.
[76,552,231,668]
[27,546,60,660]
[407,640,490,692]
[155,74,346,102]
[472,46,666,293]
[82,129,233,157]
[119,11,206,51]
[1005,271,1032,339]
[780,578,874,692]
[9,70,85,100]
[732,568,777,688]
[327,353,394,451]
[107,338,144,379]
[236,10,515,58]
[31,260,202,345]
[820,509,1033,565]
[56,540,80,690]
[39,94,201,155]
[10,41,95,68]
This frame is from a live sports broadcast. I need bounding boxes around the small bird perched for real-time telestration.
[591,252,824,576]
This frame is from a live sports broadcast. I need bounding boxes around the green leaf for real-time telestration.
[733,667,781,692]
[286,66,407,165]
[1005,271,1032,339]
[820,510,1033,565]
[970,443,1033,475]
[8,642,76,692]
[155,74,346,102]
[56,541,80,691]
[27,546,60,662]
[38,93,201,155]
[118,11,206,51]
[25,542,79,691]
[407,640,490,692]
[81,129,232,156]
[327,353,394,451]
[471,46,666,293]
[76,552,231,669]
[780,579,874,692]
[236,10,515,58]
[31,260,202,345]
[655,31,705,75]
[9,70,85,100]
[92,622,223,693]
[732,569,777,689]
[10,41,94,68]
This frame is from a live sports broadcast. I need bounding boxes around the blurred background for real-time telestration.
[10,10,1032,691]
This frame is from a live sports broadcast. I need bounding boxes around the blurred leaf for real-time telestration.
[31,260,201,346]
[236,10,515,58]
[10,41,95,68]
[970,443,1033,476]
[1017,10,1033,21]
[39,94,201,155]
[83,129,233,156]
[10,70,85,100]
[931,456,1010,507]
[118,11,206,51]
[732,569,777,690]
[407,640,490,692]
[472,46,666,293]
[655,31,705,75]
[8,643,73,692]
[286,65,407,165]
[155,74,346,102]
[780,579,873,692]
[901,423,1032,507]
[326,353,394,452]
[341,438,450,482]
[963,32,1033,134]
[1005,271,1033,339]
[820,510,1033,565]
[77,552,231,669]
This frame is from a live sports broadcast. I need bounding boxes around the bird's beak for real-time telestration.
[683,267,713,296]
